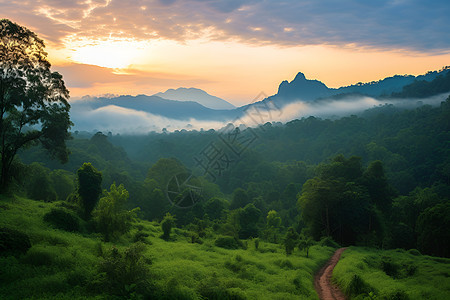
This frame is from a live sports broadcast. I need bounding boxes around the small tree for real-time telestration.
[284,227,298,256]
[77,163,102,218]
[161,212,176,240]
[0,19,72,191]
[97,243,150,297]
[92,183,137,241]
[49,169,75,201]
[298,236,314,258]
[26,162,56,202]
[264,210,281,243]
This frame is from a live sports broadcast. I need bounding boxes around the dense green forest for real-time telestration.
[2,98,449,299]
[15,97,450,255]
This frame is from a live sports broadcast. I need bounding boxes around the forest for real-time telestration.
[1,19,450,300]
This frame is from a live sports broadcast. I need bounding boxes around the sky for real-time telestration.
[2,0,450,106]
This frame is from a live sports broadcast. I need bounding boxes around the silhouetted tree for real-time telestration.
[77,163,102,218]
[0,19,72,191]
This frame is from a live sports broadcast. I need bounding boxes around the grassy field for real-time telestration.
[0,195,335,299]
[333,247,450,300]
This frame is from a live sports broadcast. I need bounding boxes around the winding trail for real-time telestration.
[314,247,347,300]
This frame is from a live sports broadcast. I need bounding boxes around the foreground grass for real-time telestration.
[0,196,334,299]
[333,247,450,300]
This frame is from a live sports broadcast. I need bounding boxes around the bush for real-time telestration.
[161,213,176,240]
[254,238,260,250]
[405,264,417,276]
[380,257,400,278]
[346,274,372,296]
[215,236,240,249]
[383,289,409,300]
[0,227,31,257]
[190,232,203,244]
[94,243,152,297]
[407,249,421,256]
[319,236,340,248]
[21,247,53,266]
[43,208,80,232]
[133,231,151,244]
[198,274,247,300]
[278,259,295,270]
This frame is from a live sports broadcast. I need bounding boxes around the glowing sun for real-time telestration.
[70,39,148,69]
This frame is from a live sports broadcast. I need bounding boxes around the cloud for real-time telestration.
[52,62,214,97]
[3,0,450,52]
[261,93,449,124]
[70,103,226,134]
[69,92,448,134]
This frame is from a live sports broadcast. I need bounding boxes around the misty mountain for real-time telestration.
[72,94,237,121]
[153,87,236,110]
[268,67,450,106]
[68,67,450,134]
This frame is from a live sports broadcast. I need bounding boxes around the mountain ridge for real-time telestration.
[269,67,450,106]
[153,87,236,110]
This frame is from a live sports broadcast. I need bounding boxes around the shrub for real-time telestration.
[380,257,400,278]
[21,247,53,266]
[95,243,151,297]
[279,259,294,270]
[215,236,240,249]
[405,264,417,276]
[198,274,247,300]
[407,249,421,256]
[383,289,409,300]
[284,227,298,255]
[161,213,176,240]
[43,208,80,232]
[346,274,371,296]
[293,276,310,296]
[133,231,151,244]
[190,232,203,244]
[0,227,31,257]
[319,236,340,248]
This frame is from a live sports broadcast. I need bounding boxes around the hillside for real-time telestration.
[0,196,335,299]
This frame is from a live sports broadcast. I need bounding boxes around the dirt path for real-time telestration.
[314,247,347,300]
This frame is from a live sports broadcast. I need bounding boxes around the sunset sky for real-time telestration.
[2,0,450,106]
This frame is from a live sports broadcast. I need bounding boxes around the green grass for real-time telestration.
[1,195,335,299]
[333,247,450,300]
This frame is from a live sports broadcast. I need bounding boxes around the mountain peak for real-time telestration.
[293,72,306,81]
[276,72,331,101]
[153,87,235,110]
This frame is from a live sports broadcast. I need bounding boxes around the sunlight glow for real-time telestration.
[70,39,148,69]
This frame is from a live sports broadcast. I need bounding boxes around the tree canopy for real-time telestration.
[0,19,71,191]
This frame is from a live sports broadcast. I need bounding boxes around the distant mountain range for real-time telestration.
[73,94,236,121]
[70,67,450,131]
[153,87,235,110]
[267,67,450,106]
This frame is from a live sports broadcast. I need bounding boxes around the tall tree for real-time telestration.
[77,163,102,218]
[0,19,72,191]
[298,155,372,245]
